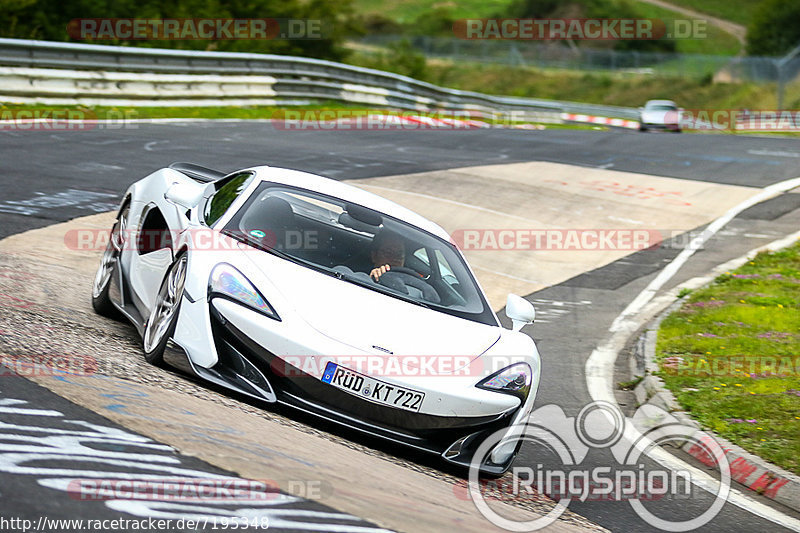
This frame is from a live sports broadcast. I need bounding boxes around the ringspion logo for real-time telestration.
[467,401,730,531]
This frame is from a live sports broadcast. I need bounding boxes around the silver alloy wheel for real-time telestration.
[111,207,128,251]
[143,255,187,353]
[92,232,118,299]
[92,208,128,299]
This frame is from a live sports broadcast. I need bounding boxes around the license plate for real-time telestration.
[321,362,425,412]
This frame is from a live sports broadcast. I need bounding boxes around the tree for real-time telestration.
[0,0,354,61]
[746,0,800,56]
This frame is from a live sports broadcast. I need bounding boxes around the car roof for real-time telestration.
[243,166,451,241]
[645,99,677,107]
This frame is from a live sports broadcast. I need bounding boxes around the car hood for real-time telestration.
[641,109,679,124]
[242,249,501,358]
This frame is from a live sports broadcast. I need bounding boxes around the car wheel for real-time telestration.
[639,125,647,132]
[91,204,128,318]
[142,252,187,366]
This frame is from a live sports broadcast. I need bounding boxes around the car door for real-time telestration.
[127,170,211,318]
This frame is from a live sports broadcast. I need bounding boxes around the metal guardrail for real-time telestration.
[0,38,639,120]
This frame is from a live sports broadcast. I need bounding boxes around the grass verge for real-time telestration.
[0,102,364,120]
[0,102,608,130]
[655,241,800,475]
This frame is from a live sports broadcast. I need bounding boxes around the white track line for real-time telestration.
[586,175,800,531]
[611,176,800,336]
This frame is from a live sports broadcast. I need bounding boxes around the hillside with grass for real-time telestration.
[345,0,800,114]
[353,0,747,55]
[344,47,799,112]
[652,0,759,26]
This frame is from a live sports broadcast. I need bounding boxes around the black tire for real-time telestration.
[91,205,128,318]
[142,253,187,366]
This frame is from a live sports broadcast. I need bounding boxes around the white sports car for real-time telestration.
[638,99,682,132]
[92,162,541,474]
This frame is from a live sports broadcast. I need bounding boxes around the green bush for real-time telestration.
[746,0,800,56]
[408,7,456,37]
[356,39,427,79]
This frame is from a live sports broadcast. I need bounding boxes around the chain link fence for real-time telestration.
[358,36,800,84]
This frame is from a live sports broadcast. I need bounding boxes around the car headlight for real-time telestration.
[208,263,280,321]
[476,363,531,400]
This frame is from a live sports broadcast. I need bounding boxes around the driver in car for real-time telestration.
[369,231,407,281]
[365,231,441,304]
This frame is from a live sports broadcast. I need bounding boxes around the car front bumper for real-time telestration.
[210,305,523,472]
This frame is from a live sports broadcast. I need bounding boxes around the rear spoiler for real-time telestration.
[169,162,226,183]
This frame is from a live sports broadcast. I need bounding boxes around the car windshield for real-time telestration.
[224,182,497,326]
[646,103,677,111]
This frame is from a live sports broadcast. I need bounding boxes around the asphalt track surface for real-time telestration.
[2,124,800,532]
[0,370,392,532]
[3,124,800,241]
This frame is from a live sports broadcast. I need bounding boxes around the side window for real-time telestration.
[434,249,458,286]
[204,173,253,226]
[413,247,457,284]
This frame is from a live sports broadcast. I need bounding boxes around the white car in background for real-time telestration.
[638,99,682,132]
[91,162,541,475]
